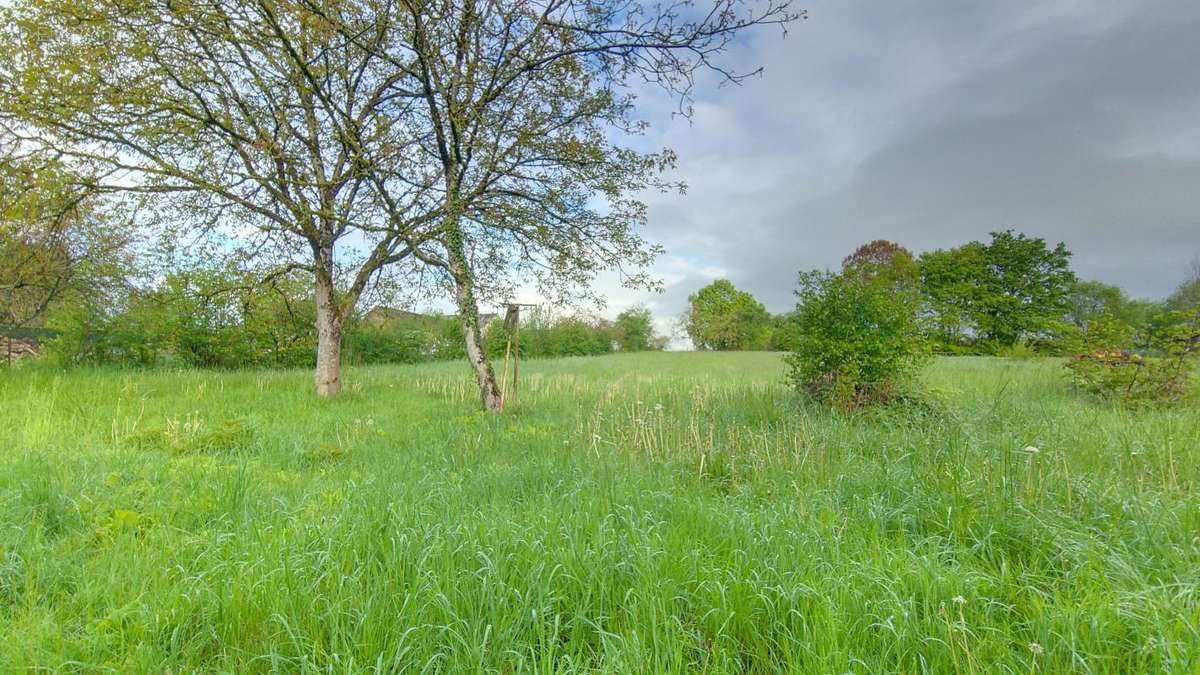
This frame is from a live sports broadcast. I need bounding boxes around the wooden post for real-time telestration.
[512,315,521,405]
[500,332,513,410]
[499,303,537,411]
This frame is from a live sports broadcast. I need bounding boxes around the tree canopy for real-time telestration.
[842,239,920,294]
[614,306,662,352]
[684,280,773,351]
[920,231,1075,349]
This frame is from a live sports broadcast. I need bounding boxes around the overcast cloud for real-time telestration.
[577,0,1200,341]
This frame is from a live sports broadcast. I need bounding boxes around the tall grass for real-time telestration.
[0,353,1197,672]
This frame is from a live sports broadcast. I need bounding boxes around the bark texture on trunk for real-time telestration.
[459,295,502,412]
[314,254,343,397]
[314,309,343,396]
[446,222,502,412]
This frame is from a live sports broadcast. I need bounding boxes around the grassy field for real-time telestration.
[1,352,1198,673]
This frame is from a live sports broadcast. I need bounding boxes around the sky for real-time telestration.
[569,0,1200,343]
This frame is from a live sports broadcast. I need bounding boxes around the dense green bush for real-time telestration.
[541,317,615,356]
[768,313,800,352]
[41,299,152,367]
[485,312,616,359]
[31,256,665,371]
[39,273,652,370]
[343,322,429,365]
[1065,309,1199,406]
[42,267,317,369]
[786,269,929,408]
[425,316,467,361]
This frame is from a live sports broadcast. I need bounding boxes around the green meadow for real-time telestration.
[1,352,1198,673]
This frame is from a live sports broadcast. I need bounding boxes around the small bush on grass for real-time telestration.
[124,416,256,454]
[300,444,347,464]
[1065,309,1199,406]
[999,339,1039,360]
[786,269,930,409]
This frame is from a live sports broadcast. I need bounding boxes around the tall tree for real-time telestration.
[614,306,661,352]
[309,0,798,410]
[977,230,1075,346]
[0,0,439,395]
[919,231,1075,349]
[1066,280,1158,333]
[842,239,919,292]
[918,242,988,347]
[684,279,773,351]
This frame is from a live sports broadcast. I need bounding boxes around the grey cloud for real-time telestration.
[633,0,1200,317]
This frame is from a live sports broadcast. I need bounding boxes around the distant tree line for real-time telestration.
[685,231,1200,356]
[21,262,666,369]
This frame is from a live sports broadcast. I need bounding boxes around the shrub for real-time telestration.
[344,322,429,365]
[999,339,1039,360]
[1065,309,1198,406]
[41,265,318,369]
[768,313,800,352]
[544,317,614,356]
[427,316,467,360]
[485,311,615,359]
[786,270,929,409]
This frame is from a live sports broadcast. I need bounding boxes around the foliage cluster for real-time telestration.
[613,306,666,352]
[1064,310,1199,406]
[786,254,930,408]
[345,315,467,366]
[35,265,666,369]
[43,267,318,369]
[484,306,665,360]
[683,279,775,351]
[920,230,1076,352]
[681,235,1196,370]
[0,155,134,333]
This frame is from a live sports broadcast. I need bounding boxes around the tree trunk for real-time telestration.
[314,254,343,397]
[445,222,502,412]
[458,291,503,412]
